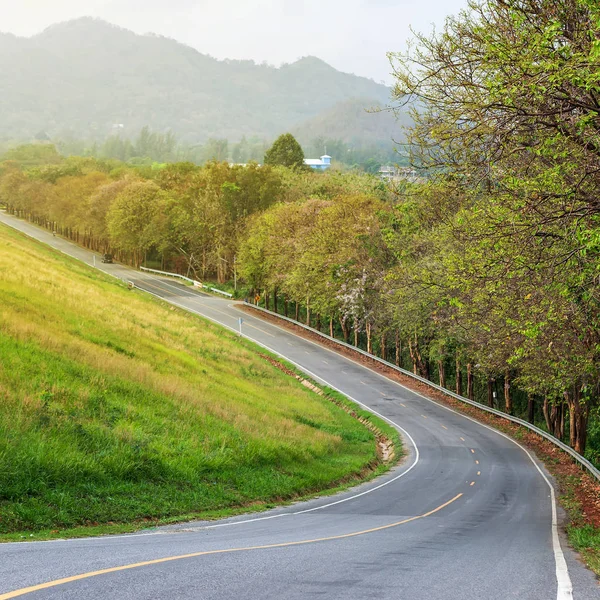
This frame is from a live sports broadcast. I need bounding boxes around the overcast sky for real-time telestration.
[1,0,468,84]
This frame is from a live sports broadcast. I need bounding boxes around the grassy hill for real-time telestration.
[0,18,394,146]
[0,224,397,537]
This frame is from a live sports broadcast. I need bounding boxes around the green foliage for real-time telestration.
[264,134,306,169]
[2,144,62,167]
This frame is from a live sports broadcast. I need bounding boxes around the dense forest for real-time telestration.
[8,125,402,173]
[0,18,399,153]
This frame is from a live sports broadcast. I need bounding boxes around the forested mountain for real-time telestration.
[0,18,395,146]
[293,98,408,147]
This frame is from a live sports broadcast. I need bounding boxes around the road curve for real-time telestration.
[0,212,598,600]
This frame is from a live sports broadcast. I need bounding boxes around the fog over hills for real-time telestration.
[0,18,399,147]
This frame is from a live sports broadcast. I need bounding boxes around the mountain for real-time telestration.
[293,98,411,147]
[0,18,398,146]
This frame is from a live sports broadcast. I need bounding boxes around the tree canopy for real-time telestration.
[263,134,306,169]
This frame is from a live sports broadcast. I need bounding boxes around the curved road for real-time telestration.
[0,213,598,600]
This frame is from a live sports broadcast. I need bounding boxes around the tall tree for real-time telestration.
[264,134,305,169]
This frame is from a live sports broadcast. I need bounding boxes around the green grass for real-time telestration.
[556,474,600,576]
[0,225,400,537]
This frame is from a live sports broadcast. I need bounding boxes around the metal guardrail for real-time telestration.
[245,302,600,482]
[139,266,233,298]
[209,287,233,298]
[140,266,196,284]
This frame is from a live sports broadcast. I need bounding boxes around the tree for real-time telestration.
[263,134,305,169]
[388,0,600,452]
[107,181,172,266]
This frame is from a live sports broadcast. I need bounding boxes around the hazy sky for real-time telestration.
[1,0,468,84]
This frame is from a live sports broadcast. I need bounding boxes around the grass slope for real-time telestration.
[0,225,396,536]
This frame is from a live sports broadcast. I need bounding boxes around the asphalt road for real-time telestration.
[0,212,598,600]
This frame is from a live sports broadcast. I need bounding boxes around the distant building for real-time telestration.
[304,155,332,170]
[378,165,421,183]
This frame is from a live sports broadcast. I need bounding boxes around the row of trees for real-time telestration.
[238,0,600,460]
[0,137,389,283]
[4,127,400,172]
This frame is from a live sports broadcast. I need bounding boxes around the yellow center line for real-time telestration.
[379,391,386,397]
[441,425,448,430]
[421,415,428,419]
[475,460,479,464]
[477,471,481,476]
[0,495,463,599]
[470,481,475,486]
[470,449,475,454]
[460,437,465,442]
[360,381,366,385]
[399,403,406,408]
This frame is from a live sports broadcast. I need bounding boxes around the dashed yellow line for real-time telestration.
[475,460,479,465]
[400,403,406,408]
[470,481,475,486]
[0,494,463,599]
[441,425,448,430]
[477,471,481,476]
[470,449,475,454]
[460,437,465,442]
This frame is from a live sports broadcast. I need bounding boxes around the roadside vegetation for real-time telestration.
[0,225,398,536]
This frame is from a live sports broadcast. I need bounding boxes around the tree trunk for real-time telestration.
[316,314,321,332]
[408,334,427,378]
[504,371,512,415]
[565,387,590,454]
[273,289,278,314]
[380,333,387,361]
[366,321,373,354]
[559,402,565,439]
[306,296,310,326]
[487,378,495,408]
[408,339,418,375]
[329,316,334,338]
[395,331,401,367]
[543,396,553,434]
[456,357,463,396]
[340,317,349,343]
[265,290,269,311]
[543,396,564,439]
[438,359,446,388]
[295,302,299,321]
[284,298,289,318]
[353,319,359,347]
[527,395,535,424]
[467,363,474,401]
